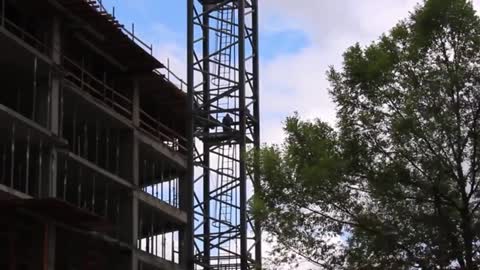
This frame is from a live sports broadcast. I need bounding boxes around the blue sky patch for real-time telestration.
[261,29,310,59]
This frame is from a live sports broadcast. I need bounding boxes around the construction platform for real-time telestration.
[0,0,190,269]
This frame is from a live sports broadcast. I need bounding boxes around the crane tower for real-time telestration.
[186,0,261,269]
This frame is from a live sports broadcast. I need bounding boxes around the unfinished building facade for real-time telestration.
[0,0,189,269]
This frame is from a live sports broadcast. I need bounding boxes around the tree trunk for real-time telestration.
[461,208,475,270]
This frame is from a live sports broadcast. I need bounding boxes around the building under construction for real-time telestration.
[0,0,190,269]
[0,0,260,269]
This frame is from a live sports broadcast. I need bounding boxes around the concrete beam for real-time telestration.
[73,33,127,72]
[0,105,67,146]
[63,82,134,129]
[136,250,184,270]
[58,150,133,189]
[135,191,187,225]
[46,0,106,42]
[17,208,132,251]
[0,184,32,199]
[136,132,187,170]
[0,28,52,64]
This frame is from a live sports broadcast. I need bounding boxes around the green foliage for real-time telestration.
[256,0,480,269]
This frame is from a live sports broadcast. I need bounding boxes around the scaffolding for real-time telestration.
[187,0,261,269]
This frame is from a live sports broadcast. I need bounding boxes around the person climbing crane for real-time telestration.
[222,113,234,146]
[222,113,234,133]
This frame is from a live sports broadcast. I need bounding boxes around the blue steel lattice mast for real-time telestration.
[186,0,261,269]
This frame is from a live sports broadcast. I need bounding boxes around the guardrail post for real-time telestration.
[131,23,135,40]
[167,58,170,80]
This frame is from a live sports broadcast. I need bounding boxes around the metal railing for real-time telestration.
[0,3,187,153]
[91,0,187,91]
[139,109,187,152]
[62,56,134,119]
[155,65,188,92]
[1,16,48,54]
[94,0,153,55]
[142,178,180,209]
[92,0,188,92]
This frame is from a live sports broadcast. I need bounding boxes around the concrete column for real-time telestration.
[133,80,140,127]
[43,224,56,270]
[131,132,139,270]
[131,80,140,270]
[48,150,57,198]
[48,15,61,198]
[131,191,139,270]
[45,16,62,270]
[50,16,61,135]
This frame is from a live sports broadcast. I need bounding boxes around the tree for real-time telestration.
[255,0,480,269]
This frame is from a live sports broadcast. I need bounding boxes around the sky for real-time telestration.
[100,0,480,268]
[101,0,480,146]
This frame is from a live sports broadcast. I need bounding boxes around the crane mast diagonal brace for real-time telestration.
[187,0,261,269]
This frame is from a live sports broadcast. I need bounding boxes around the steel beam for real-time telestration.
[251,0,261,268]
[184,0,196,268]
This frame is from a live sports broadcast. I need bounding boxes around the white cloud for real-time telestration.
[105,1,480,268]
[259,0,426,145]
[260,0,420,44]
[153,42,188,90]
[259,1,480,268]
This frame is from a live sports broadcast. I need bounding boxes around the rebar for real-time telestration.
[10,124,15,188]
[25,134,30,194]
